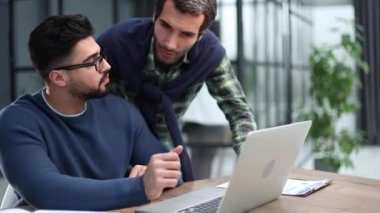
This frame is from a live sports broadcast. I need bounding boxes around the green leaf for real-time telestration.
[299,19,370,172]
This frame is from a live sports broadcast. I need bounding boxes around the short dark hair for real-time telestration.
[28,14,94,81]
[154,0,217,33]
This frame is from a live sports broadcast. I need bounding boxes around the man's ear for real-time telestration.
[48,70,67,87]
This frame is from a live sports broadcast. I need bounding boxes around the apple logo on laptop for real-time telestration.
[262,159,276,178]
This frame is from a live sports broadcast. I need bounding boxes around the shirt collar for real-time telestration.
[41,87,87,117]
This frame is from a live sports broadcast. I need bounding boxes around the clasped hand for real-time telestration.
[129,146,183,201]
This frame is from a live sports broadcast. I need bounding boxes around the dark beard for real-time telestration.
[154,54,185,73]
[69,72,110,101]
[154,39,183,72]
[154,58,172,72]
[81,86,110,100]
[83,72,110,100]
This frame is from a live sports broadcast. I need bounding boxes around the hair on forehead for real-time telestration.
[154,0,217,32]
[28,14,94,81]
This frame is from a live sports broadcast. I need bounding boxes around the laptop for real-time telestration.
[135,120,312,213]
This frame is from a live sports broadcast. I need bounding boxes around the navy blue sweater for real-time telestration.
[0,89,168,210]
[98,18,225,182]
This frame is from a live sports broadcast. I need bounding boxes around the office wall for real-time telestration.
[13,1,44,97]
[0,0,10,108]
[313,5,354,45]
[62,0,113,38]
[313,5,356,132]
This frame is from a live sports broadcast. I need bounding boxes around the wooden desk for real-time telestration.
[119,168,380,213]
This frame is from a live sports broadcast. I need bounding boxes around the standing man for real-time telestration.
[0,14,182,211]
[98,0,257,181]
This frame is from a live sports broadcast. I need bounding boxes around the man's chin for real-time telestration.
[155,57,178,69]
[83,88,110,100]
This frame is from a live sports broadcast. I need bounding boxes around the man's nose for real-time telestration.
[164,33,178,50]
[100,59,111,73]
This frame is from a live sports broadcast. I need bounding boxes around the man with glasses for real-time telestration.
[0,14,183,211]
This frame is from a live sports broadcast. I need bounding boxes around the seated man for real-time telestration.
[0,14,182,211]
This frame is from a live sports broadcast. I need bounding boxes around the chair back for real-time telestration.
[1,185,18,209]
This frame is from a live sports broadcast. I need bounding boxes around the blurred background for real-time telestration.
[0,0,379,200]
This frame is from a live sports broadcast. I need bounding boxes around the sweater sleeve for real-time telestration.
[0,107,148,211]
[127,101,169,165]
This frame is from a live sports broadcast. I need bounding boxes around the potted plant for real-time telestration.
[300,20,369,172]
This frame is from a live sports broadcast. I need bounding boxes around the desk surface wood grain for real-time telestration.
[118,168,380,213]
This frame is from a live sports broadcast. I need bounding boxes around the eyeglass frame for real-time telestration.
[53,48,107,73]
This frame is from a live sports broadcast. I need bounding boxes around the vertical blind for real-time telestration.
[354,0,380,145]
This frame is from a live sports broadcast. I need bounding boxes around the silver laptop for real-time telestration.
[136,120,312,213]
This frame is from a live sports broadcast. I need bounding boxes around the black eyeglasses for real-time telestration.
[53,49,107,73]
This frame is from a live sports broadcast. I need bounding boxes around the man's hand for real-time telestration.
[143,145,183,200]
[129,165,147,177]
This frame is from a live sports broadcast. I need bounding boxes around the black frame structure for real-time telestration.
[220,0,312,128]
[5,0,312,129]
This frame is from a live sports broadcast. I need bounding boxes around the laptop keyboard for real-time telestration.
[178,197,222,213]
